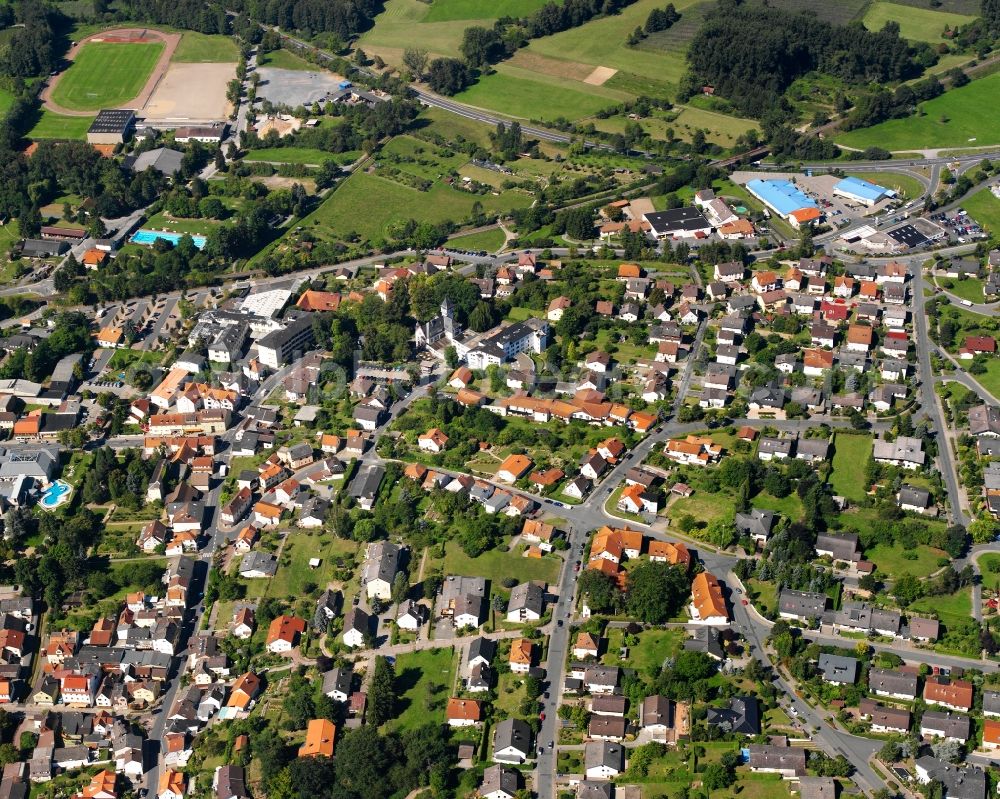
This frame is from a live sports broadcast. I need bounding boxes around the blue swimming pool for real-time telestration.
[40,479,73,509]
[131,229,207,249]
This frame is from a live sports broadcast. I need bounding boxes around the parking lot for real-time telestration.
[928,208,989,244]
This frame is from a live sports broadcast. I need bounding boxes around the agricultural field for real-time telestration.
[446,227,507,252]
[297,166,532,245]
[51,42,164,111]
[172,31,240,62]
[862,1,975,42]
[358,0,483,63]
[424,0,549,20]
[846,171,925,200]
[593,104,759,147]
[455,66,624,121]
[243,147,360,166]
[524,0,707,98]
[26,109,95,140]
[837,72,1000,150]
[0,88,14,116]
[964,188,1000,235]
[747,0,868,24]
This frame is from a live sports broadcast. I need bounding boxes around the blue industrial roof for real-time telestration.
[834,176,891,202]
[745,179,818,217]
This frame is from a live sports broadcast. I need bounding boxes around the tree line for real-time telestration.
[681,0,934,118]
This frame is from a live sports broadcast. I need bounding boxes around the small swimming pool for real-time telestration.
[40,479,73,509]
[131,229,207,249]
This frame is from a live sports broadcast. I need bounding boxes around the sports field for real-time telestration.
[172,30,239,62]
[862,1,975,42]
[27,110,95,140]
[299,170,532,244]
[51,41,164,111]
[837,72,1000,150]
[257,48,316,71]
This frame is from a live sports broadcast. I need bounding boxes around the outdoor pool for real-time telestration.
[40,479,73,510]
[131,229,207,249]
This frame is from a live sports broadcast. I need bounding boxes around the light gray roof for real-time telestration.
[584,740,624,773]
[239,551,277,576]
[480,765,519,797]
[131,147,185,175]
[914,758,985,799]
[362,541,401,586]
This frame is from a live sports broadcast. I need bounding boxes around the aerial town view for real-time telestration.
[3,0,1000,798]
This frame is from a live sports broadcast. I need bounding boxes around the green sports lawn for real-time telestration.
[52,42,164,111]
[27,109,95,140]
[837,72,1000,150]
[862,1,975,42]
[257,48,317,71]
[172,31,238,62]
[299,169,533,243]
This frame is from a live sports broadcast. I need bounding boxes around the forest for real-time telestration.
[682,0,933,118]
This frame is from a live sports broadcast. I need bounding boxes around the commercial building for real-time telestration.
[833,176,891,207]
[643,207,713,239]
[257,317,315,369]
[745,179,822,228]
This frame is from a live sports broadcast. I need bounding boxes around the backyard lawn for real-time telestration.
[244,533,358,601]
[389,646,457,731]
[837,72,1000,150]
[909,588,972,628]
[828,433,872,502]
[865,543,946,580]
[629,628,686,672]
[441,540,561,586]
[979,553,1000,590]
[52,42,164,111]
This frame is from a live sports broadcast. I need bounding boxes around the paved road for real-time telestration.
[910,263,970,528]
